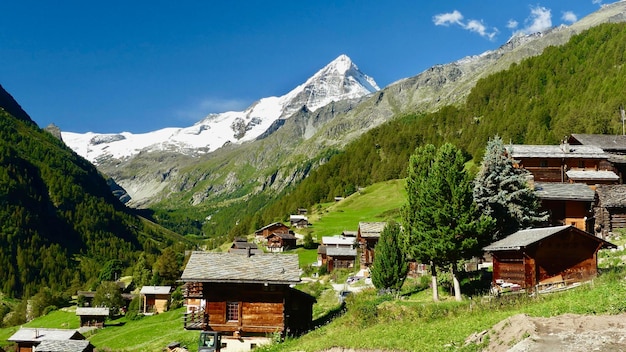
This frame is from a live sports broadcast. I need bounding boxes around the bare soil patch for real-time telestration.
[472,313,626,352]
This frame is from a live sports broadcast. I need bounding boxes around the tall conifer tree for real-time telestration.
[473,136,547,241]
[403,143,494,301]
[371,221,407,292]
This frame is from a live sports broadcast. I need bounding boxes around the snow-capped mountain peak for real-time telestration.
[62,55,380,164]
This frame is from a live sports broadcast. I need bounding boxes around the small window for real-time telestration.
[578,160,585,168]
[226,302,239,321]
[540,160,548,167]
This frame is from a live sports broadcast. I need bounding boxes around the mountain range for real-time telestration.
[62,54,379,164]
[58,1,626,212]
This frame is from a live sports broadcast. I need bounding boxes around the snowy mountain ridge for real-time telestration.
[62,54,379,164]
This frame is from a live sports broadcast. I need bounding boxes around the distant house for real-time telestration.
[180,251,315,351]
[75,307,109,328]
[506,143,618,185]
[317,236,357,271]
[7,328,90,352]
[254,222,291,241]
[595,184,626,236]
[533,182,595,232]
[484,225,615,292]
[140,286,171,314]
[289,215,309,228]
[229,238,263,255]
[266,232,297,252]
[357,222,387,268]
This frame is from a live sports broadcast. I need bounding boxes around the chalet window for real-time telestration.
[578,160,585,168]
[540,160,548,167]
[226,301,239,321]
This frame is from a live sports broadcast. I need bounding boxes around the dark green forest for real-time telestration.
[0,110,189,298]
[228,22,626,234]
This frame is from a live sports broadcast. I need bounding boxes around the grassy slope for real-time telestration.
[307,179,407,241]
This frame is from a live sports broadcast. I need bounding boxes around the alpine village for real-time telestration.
[5,3,626,352]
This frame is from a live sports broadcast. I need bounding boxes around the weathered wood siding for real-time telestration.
[533,231,599,283]
[492,251,526,287]
[204,283,286,333]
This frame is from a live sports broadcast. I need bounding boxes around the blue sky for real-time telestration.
[0,1,605,133]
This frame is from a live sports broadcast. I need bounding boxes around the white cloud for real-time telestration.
[522,6,552,34]
[433,10,463,26]
[174,97,250,122]
[433,10,498,40]
[562,11,577,23]
[507,19,519,29]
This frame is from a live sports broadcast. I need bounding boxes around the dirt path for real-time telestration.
[473,313,626,351]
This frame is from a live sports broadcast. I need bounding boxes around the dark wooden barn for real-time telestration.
[484,225,615,292]
[180,251,315,341]
[595,184,626,236]
[357,222,387,268]
[533,182,595,232]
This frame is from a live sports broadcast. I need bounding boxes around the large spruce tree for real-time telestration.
[403,143,494,301]
[370,221,407,292]
[473,136,547,241]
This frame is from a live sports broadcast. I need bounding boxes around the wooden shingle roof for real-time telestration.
[533,182,595,201]
[507,144,608,159]
[596,184,626,208]
[180,251,300,284]
[484,225,615,252]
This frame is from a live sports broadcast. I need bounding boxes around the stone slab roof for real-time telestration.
[267,232,297,240]
[322,236,355,246]
[180,251,300,284]
[506,144,608,159]
[358,222,387,238]
[596,184,626,207]
[8,328,84,343]
[326,247,357,257]
[566,170,619,181]
[484,225,615,252]
[533,182,595,201]
[569,134,626,151]
[75,307,109,316]
[34,339,92,352]
[139,286,171,295]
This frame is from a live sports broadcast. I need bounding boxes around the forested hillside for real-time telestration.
[238,23,626,233]
[0,107,190,298]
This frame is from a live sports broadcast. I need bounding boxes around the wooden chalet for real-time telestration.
[180,251,315,341]
[507,143,618,186]
[533,182,595,232]
[595,184,626,236]
[7,328,89,352]
[357,222,387,268]
[75,307,109,328]
[484,225,615,292]
[254,222,291,241]
[266,232,297,252]
[317,236,357,271]
[569,134,626,182]
[229,238,263,255]
[289,215,309,229]
[139,286,171,314]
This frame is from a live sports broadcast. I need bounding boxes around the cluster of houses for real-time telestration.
[6,286,174,352]
[6,134,626,352]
